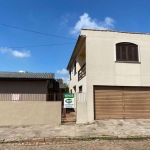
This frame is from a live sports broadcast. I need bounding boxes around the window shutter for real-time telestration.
[128,46,133,61]
[116,46,121,60]
[133,46,138,61]
[116,43,138,62]
[121,46,126,60]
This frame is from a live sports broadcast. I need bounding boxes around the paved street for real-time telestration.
[0,139,150,150]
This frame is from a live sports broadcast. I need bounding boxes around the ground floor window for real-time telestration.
[79,86,82,93]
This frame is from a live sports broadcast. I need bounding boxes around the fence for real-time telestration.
[0,93,86,101]
[0,93,47,101]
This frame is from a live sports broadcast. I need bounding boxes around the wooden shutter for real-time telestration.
[116,46,121,60]
[128,46,133,61]
[133,46,138,61]
[121,46,127,60]
[116,43,138,62]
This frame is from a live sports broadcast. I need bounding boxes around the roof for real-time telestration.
[0,72,54,79]
[56,79,64,88]
[81,29,150,35]
[67,35,86,70]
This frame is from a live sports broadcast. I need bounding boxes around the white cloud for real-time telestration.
[70,13,115,35]
[0,47,31,58]
[61,77,69,84]
[19,70,25,73]
[56,68,68,75]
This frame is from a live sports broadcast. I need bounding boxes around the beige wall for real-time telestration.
[81,30,150,122]
[69,41,86,94]
[0,80,47,101]
[0,80,47,94]
[69,73,86,110]
[76,101,87,123]
[0,101,61,125]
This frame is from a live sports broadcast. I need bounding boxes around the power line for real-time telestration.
[0,23,76,40]
[5,43,75,49]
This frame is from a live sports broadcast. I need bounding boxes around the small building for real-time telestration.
[67,29,150,123]
[0,72,64,101]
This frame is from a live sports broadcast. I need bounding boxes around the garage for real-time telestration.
[94,86,150,120]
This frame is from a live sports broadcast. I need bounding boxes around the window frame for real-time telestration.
[74,60,77,75]
[79,86,82,93]
[116,42,139,62]
[69,69,71,80]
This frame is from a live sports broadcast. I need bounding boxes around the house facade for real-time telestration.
[0,72,64,101]
[67,29,150,123]
[0,72,63,125]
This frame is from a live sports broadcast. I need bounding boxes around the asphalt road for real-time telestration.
[0,139,150,150]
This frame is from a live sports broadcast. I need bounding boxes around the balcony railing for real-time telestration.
[78,63,86,81]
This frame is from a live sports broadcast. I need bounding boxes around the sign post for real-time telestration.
[64,94,74,108]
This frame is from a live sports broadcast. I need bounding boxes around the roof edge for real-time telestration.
[67,35,86,70]
[81,29,150,35]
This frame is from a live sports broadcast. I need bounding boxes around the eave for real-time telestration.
[67,35,86,70]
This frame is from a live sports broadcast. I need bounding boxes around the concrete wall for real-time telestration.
[69,40,86,94]
[81,30,150,122]
[69,73,86,110]
[76,101,87,124]
[69,73,86,93]
[0,101,61,125]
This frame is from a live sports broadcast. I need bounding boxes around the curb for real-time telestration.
[1,135,150,144]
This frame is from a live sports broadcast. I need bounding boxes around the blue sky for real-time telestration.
[0,0,150,83]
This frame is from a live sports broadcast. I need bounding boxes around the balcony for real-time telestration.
[78,63,86,81]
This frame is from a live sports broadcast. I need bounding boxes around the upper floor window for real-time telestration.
[74,60,76,75]
[116,42,138,62]
[69,69,71,80]
[79,86,82,93]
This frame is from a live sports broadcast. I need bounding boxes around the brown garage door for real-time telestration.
[94,86,150,120]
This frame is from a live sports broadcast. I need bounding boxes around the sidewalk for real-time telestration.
[1,119,150,143]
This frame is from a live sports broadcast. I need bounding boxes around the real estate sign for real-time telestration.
[64,94,74,108]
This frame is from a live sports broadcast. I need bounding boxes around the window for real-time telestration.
[116,42,138,62]
[74,60,76,75]
[73,86,76,93]
[79,86,82,93]
[69,69,71,80]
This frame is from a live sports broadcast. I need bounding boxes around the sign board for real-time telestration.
[64,94,74,108]
[12,94,20,101]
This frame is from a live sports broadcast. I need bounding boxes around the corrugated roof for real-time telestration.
[0,72,54,79]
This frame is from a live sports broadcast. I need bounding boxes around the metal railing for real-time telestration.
[78,63,86,81]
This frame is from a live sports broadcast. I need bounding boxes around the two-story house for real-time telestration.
[67,29,150,123]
